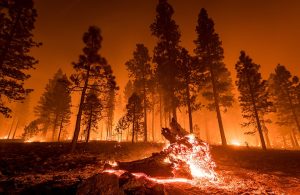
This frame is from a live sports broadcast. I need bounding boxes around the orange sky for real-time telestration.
[9,0,300,142]
[28,0,300,103]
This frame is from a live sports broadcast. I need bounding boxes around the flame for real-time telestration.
[24,137,45,143]
[103,169,192,184]
[103,133,218,185]
[108,161,118,167]
[231,139,241,146]
[163,134,217,180]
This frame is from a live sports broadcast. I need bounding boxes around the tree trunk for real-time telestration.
[290,133,296,148]
[57,116,64,142]
[7,117,15,140]
[159,92,162,129]
[131,123,135,143]
[186,83,193,133]
[86,109,93,143]
[71,68,90,152]
[12,120,19,139]
[247,75,266,150]
[261,119,271,148]
[209,67,227,146]
[292,129,299,147]
[264,131,271,148]
[143,94,147,142]
[253,106,266,150]
[52,114,59,141]
[126,127,129,141]
[132,102,136,143]
[152,94,155,141]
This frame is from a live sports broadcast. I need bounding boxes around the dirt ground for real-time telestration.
[0,141,299,194]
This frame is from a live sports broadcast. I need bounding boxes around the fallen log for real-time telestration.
[105,118,208,179]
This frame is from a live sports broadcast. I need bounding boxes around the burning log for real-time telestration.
[105,118,217,181]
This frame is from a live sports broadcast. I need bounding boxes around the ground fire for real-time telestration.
[103,119,217,185]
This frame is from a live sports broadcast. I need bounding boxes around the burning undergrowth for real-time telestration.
[103,119,218,187]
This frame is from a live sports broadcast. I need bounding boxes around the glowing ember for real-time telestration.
[24,137,46,143]
[163,134,217,180]
[103,133,218,185]
[231,139,241,146]
[103,169,192,184]
[108,161,118,167]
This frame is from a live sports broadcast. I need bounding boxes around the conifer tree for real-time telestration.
[177,48,202,133]
[126,93,144,143]
[194,8,234,145]
[103,88,115,140]
[125,44,152,141]
[150,0,181,120]
[235,51,272,150]
[70,26,118,152]
[124,80,134,103]
[0,0,41,117]
[82,85,102,143]
[34,69,72,141]
[268,65,300,146]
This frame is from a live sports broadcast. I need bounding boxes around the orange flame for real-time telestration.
[163,134,217,180]
[104,134,218,184]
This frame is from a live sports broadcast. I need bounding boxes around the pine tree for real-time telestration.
[82,85,102,143]
[126,93,144,143]
[268,65,300,146]
[0,0,41,117]
[194,8,234,145]
[177,48,202,133]
[103,88,115,140]
[150,0,181,120]
[235,51,272,150]
[124,80,134,102]
[70,26,118,152]
[115,115,130,139]
[34,69,72,141]
[23,118,43,140]
[125,44,152,141]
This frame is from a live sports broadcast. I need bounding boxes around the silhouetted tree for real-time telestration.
[126,93,144,143]
[148,76,159,141]
[115,115,130,140]
[235,51,272,150]
[34,69,72,141]
[103,88,115,140]
[125,44,152,141]
[150,0,181,120]
[268,64,300,147]
[70,26,118,152]
[177,48,202,133]
[22,118,43,140]
[124,80,134,102]
[82,85,102,143]
[0,0,41,117]
[194,8,234,145]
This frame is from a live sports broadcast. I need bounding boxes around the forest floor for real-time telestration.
[0,140,299,194]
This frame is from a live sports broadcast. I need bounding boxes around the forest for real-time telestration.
[0,0,299,194]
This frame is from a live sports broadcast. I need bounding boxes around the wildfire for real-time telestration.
[0,136,8,139]
[163,134,217,180]
[24,137,45,143]
[104,133,218,185]
[231,139,241,146]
